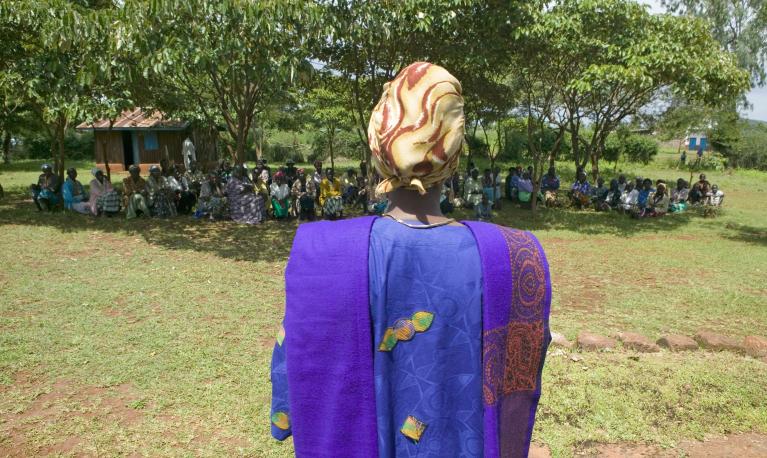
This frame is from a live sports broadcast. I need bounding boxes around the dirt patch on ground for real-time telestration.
[0,372,253,455]
[0,377,145,457]
[156,414,251,451]
[574,433,767,457]
[557,274,606,311]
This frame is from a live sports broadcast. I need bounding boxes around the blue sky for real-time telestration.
[643,0,767,121]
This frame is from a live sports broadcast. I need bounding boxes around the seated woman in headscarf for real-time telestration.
[341,168,358,204]
[270,171,291,219]
[647,182,670,217]
[462,168,483,208]
[196,173,228,220]
[517,171,535,203]
[62,167,90,214]
[87,168,120,216]
[670,178,689,213]
[541,166,561,207]
[146,165,177,218]
[167,165,197,215]
[569,171,592,208]
[319,168,344,219]
[30,163,60,211]
[291,168,316,221]
[123,165,150,219]
[621,182,638,212]
[225,164,265,224]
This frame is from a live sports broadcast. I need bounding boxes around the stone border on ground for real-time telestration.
[550,329,765,363]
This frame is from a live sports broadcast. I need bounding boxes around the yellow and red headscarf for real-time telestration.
[368,62,465,196]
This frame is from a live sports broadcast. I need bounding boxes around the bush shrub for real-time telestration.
[725,123,767,170]
[16,130,94,161]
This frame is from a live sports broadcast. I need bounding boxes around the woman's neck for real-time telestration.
[385,185,456,225]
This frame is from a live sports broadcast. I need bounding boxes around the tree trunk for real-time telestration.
[57,120,66,183]
[590,151,599,182]
[2,130,10,164]
[570,124,580,171]
[329,127,336,171]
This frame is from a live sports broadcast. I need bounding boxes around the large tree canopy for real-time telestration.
[120,0,321,163]
[662,0,767,86]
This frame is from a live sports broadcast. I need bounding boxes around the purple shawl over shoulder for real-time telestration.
[284,217,551,457]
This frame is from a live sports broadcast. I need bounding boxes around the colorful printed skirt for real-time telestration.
[150,192,177,218]
[97,191,121,214]
[323,196,343,216]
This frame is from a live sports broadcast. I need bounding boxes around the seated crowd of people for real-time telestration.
[563,170,724,217]
[437,163,725,221]
[30,160,725,222]
[30,159,389,224]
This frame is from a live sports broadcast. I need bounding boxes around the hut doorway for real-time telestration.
[122,131,135,168]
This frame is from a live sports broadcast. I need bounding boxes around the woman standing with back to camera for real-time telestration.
[270,62,552,458]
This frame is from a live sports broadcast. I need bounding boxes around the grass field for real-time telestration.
[0,156,765,457]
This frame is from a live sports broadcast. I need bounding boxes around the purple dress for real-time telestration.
[273,216,551,458]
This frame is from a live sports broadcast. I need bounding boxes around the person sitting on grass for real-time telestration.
[706,184,725,206]
[688,182,704,205]
[320,168,344,219]
[648,182,670,217]
[492,166,503,210]
[517,171,534,204]
[88,168,120,216]
[480,168,494,202]
[617,174,627,192]
[634,178,655,217]
[670,178,689,213]
[475,192,493,220]
[284,159,298,186]
[440,183,455,214]
[591,177,608,208]
[183,160,205,196]
[291,168,316,221]
[257,158,271,185]
[196,173,228,221]
[62,167,90,214]
[226,164,265,224]
[342,168,359,205]
[270,171,291,220]
[696,173,711,195]
[463,168,483,209]
[123,165,150,219]
[541,166,560,206]
[621,182,638,212]
[505,167,518,201]
[569,171,592,208]
[30,163,61,211]
[146,165,177,218]
[354,162,370,212]
[595,178,620,211]
[169,166,197,215]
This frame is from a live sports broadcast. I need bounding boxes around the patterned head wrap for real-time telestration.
[149,165,161,173]
[368,62,464,195]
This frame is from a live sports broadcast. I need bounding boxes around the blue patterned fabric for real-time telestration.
[369,218,483,457]
[270,334,291,440]
[269,217,483,456]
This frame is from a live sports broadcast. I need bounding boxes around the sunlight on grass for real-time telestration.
[0,157,765,456]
